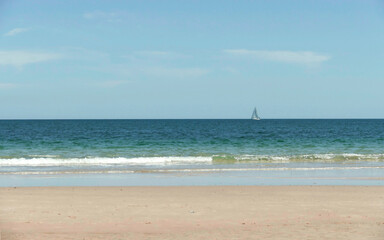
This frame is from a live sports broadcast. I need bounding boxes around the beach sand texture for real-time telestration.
[1,186,383,239]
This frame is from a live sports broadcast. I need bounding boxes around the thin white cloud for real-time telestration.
[223,49,331,64]
[83,11,121,22]
[4,28,30,37]
[0,83,18,89]
[0,51,61,67]
[98,80,130,87]
[57,48,206,78]
[134,51,175,57]
[143,67,209,78]
[124,51,188,60]
[99,64,209,78]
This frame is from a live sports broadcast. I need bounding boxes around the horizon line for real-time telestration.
[1,118,384,120]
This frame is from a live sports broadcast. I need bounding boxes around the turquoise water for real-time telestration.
[0,119,384,180]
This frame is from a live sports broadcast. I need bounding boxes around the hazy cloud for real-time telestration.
[143,67,209,78]
[134,51,179,57]
[64,48,207,78]
[4,28,29,36]
[223,49,331,64]
[98,80,130,87]
[83,11,121,22]
[0,51,61,67]
[99,64,209,79]
[135,51,171,56]
[0,83,18,89]
[123,51,188,61]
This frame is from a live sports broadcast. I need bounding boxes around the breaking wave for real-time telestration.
[0,154,384,167]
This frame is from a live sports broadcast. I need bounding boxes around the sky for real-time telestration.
[0,0,384,119]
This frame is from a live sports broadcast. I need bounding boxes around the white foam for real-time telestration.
[233,153,384,162]
[1,153,384,167]
[151,166,384,172]
[0,156,212,167]
[28,155,60,158]
[2,166,384,175]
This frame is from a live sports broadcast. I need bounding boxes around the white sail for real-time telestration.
[251,107,260,120]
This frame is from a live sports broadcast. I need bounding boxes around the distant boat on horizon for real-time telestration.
[251,107,261,120]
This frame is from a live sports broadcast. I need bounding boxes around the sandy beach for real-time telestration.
[0,186,383,239]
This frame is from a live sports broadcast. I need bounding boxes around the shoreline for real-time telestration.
[1,169,384,187]
[1,186,384,239]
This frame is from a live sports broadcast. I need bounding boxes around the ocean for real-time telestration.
[1,119,384,186]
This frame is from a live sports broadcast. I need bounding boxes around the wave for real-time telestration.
[0,156,212,166]
[213,153,384,163]
[2,166,384,175]
[1,154,384,167]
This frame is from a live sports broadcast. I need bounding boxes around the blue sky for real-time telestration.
[0,0,383,119]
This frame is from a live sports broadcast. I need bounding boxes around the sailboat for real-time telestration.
[251,107,261,120]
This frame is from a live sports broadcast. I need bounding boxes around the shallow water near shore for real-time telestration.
[2,162,384,187]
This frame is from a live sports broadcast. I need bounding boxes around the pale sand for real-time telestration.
[1,186,384,240]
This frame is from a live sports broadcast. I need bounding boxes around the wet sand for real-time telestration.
[1,186,384,239]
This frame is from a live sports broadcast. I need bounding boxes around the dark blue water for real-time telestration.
[0,119,384,174]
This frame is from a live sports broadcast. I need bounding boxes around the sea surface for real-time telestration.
[1,119,384,186]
